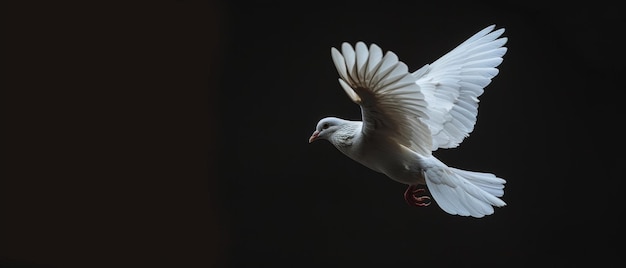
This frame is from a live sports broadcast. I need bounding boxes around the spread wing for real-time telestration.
[331,42,432,156]
[412,25,508,150]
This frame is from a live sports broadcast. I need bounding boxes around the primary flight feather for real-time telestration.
[309,25,507,218]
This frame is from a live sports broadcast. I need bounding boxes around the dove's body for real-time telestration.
[310,25,508,218]
[327,119,427,185]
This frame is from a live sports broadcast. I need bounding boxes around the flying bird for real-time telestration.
[309,25,507,218]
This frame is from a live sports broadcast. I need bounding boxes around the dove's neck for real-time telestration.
[329,120,361,148]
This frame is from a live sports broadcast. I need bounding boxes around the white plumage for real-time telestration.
[309,25,507,218]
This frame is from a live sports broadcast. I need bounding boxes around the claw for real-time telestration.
[404,185,431,207]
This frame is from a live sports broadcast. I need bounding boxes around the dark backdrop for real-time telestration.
[4,1,624,268]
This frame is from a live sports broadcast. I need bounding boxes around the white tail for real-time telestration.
[424,159,506,218]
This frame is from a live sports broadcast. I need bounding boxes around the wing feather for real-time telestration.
[364,44,383,84]
[341,43,357,85]
[414,25,508,150]
[355,42,368,81]
[331,49,349,83]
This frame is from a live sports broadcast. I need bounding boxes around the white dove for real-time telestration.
[309,25,507,218]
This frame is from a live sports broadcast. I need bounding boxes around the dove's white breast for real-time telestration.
[336,129,428,185]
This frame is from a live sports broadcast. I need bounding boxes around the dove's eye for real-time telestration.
[322,123,330,129]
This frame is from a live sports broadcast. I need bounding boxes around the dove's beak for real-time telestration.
[309,130,320,143]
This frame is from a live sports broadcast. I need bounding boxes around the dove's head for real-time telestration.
[309,117,345,143]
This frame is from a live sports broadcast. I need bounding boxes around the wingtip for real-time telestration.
[341,42,353,53]
[484,24,506,35]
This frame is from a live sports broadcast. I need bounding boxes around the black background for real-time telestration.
[4,1,624,267]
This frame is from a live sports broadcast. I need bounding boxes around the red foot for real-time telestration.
[404,185,431,207]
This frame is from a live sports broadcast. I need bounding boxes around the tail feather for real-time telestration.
[425,165,506,218]
[450,167,505,197]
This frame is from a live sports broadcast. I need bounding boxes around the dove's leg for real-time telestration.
[404,185,431,207]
